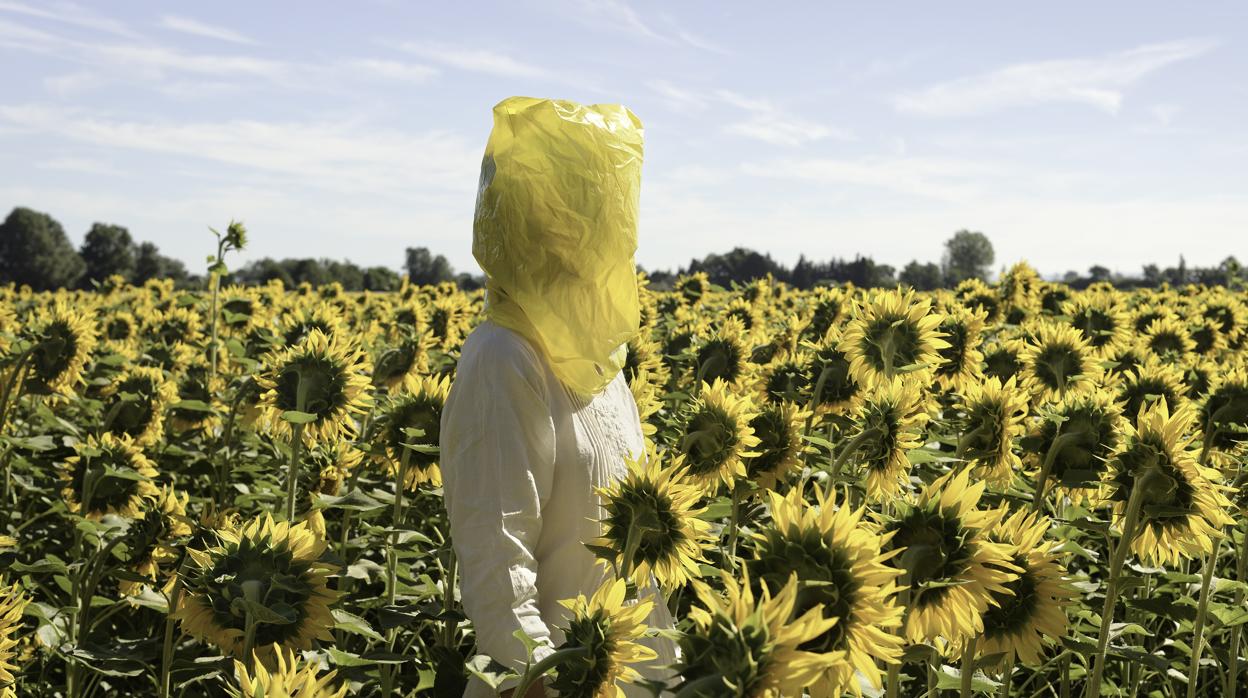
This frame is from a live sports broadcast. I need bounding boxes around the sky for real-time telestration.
[1,1,1246,279]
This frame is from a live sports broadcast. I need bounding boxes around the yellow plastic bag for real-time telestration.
[473,96,644,396]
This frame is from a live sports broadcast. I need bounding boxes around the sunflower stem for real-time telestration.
[961,636,978,697]
[1033,432,1078,515]
[829,427,882,482]
[886,575,911,698]
[388,447,411,606]
[159,558,191,698]
[513,646,590,698]
[997,653,1015,698]
[1084,465,1155,698]
[673,674,728,698]
[0,346,34,443]
[284,374,309,521]
[725,482,744,571]
[1187,535,1222,698]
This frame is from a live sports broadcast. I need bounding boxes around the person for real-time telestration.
[440,96,677,698]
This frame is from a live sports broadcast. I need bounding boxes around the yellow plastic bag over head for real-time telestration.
[473,96,644,396]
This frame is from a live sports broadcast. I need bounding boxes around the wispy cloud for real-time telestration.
[0,1,134,37]
[558,0,728,53]
[346,58,438,83]
[158,15,256,45]
[716,90,852,146]
[647,79,708,113]
[394,40,550,79]
[895,39,1218,117]
[741,156,1000,201]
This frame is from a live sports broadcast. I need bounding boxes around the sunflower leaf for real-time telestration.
[280,410,319,424]
[332,608,384,641]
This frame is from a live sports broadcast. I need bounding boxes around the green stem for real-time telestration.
[387,448,411,606]
[886,576,912,698]
[997,654,1015,698]
[159,559,191,698]
[725,483,744,571]
[284,374,309,521]
[1187,536,1222,698]
[619,514,643,583]
[1033,432,1078,514]
[0,347,34,441]
[1228,526,1248,698]
[513,646,590,698]
[961,636,978,697]
[829,427,882,481]
[1084,467,1155,698]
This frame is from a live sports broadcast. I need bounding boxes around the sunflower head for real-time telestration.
[956,377,1029,486]
[1019,323,1099,403]
[1201,365,1248,453]
[23,302,98,398]
[121,485,192,596]
[692,319,751,387]
[233,647,347,698]
[673,378,762,493]
[1025,390,1124,495]
[175,514,339,660]
[852,377,931,500]
[1187,317,1227,357]
[426,295,470,350]
[933,305,987,393]
[1116,360,1187,427]
[1,574,30,694]
[1062,292,1131,356]
[59,432,160,521]
[591,444,714,592]
[1101,401,1235,566]
[802,330,863,417]
[745,401,811,491]
[801,287,847,342]
[370,334,432,392]
[841,288,948,385]
[550,576,658,698]
[279,302,343,347]
[102,365,179,446]
[258,329,373,445]
[749,486,904,696]
[1141,316,1196,363]
[675,272,711,306]
[981,337,1027,384]
[374,373,451,489]
[758,349,810,406]
[677,569,843,698]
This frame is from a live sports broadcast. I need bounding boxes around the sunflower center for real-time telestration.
[1118,379,1178,423]
[696,339,743,386]
[1148,332,1186,358]
[983,555,1039,638]
[680,408,738,477]
[886,508,974,608]
[765,362,808,403]
[106,318,134,341]
[386,398,442,471]
[983,347,1023,383]
[1071,309,1117,349]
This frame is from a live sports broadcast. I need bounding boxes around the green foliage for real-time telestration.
[0,207,85,290]
[942,229,996,284]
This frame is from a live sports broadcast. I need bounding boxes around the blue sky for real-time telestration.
[1,1,1245,279]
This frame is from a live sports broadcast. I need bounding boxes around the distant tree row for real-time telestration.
[1,206,1241,292]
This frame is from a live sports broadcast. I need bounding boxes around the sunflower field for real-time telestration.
[2,245,1248,698]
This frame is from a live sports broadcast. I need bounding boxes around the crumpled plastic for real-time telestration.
[473,96,644,396]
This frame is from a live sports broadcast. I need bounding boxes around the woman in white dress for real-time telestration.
[440,96,677,698]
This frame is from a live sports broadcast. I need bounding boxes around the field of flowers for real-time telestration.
[1,256,1247,698]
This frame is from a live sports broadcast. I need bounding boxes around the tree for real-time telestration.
[362,266,401,291]
[133,242,189,284]
[404,247,454,286]
[941,230,995,284]
[899,260,944,290]
[79,222,137,286]
[1088,265,1112,283]
[0,207,85,289]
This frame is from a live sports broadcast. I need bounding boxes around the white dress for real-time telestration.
[441,319,678,697]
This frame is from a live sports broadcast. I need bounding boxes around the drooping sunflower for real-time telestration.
[278,302,343,347]
[757,348,810,406]
[750,486,904,697]
[1,575,30,698]
[1024,390,1124,498]
[59,432,160,521]
[175,514,338,659]
[880,468,1019,652]
[169,363,225,435]
[374,373,451,490]
[257,328,373,445]
[978,508,1075,666]
[933,305,987,393]
[591,444,714,592]
[386,297,426,340]
[998,261,1043,322]
[849,377,930,500]
[1018,323,1099,403]
[802,330,864,417]
[675,272,711,306]
[1116,360,1187,426]
[306,440,366,498]
[744,400,811,491]
[691,318,751,388]
[673,378,762,493]
[1188,317,1228,358]
[955,377,1029,486]
[121,486,192,596]
[981,337,1028,384]
[549,576,658,698]
[1062,292,1131,356]
[954,278,1002,324]
[1200,365,1248,456]
[101,365,179,446]
[800,287,847,343]
[1141,316,1197,364]
[370,333,432,392]
[426,295,470,351]
[219,286,263,336]
[840,288,948,385]
[233,647,347,698]
[22,302,98,398]
[1100,401,1235,566]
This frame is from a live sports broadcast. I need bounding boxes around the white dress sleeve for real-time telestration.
[440,325,558,676]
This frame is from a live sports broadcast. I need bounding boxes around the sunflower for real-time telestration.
[257,328,372,445]
[278,302,343,347]
[673,378,762,493]
[802,331,863,417]
[1200,298,1247,341]
[745,400,811,491]
[848,377,930,500]
[1038,283,1071,317]
[233,647,346,698]
[841,288,948,385]
[1101,342,1148,383]
[1116,360,1187,426]
[800,287,847,342]
[1018,323,1099,403]
[22,302,98,398]
[1,575,30,697]
[692,318,751,388]
[1188,317,1228,358]
[307,440,366,498]
[675,272,711,306]
[219,286,262,335]
[144,306,204,347]
[1141,316,1196,364]
[59,433,160,521]
[724,297,765,338]
[591,444,714,592]
[1063,292,1131,356]
[101,365,179,446]
[549,576,658,698]
[374,373,451,490]
[121,486,192,596]
[169,363,224,435]
[956,377,1029,486]
[1200,366,1248,455]
[981,337,1027,384]
[933,305,986,393]
[978,508,1074,666]
[1131,303,1173,335]
[880,468,1019,652]
[998,262,1042,322]
[370,333,432,392]
[750,486,904,696]
[675,569,842,697]
[141,340,197,376]
[623,330,668,394]
[1100,401,1235,566]
[954,279,1002,324]
[757,348,810,406]
[175,514,338,659]
[426,295,470,351]
[99,310,139,356]
[0,303,14,356]
[1025,390,1124,498]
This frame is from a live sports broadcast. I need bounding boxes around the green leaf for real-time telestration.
[332,608,383,641]
[280,410,318,424]
[466,654,515,689]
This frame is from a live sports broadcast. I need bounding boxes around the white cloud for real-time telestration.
[0,1,134,37]
[159,15,257,45]
[37,156,124,176]
[394,40,550,79]
[740,156,1000,201]
[716,89,852,146]
[647,79,708,113]
[345,58,438,83]
[894,39,1218,117]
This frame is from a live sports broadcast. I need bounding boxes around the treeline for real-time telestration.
[1,206,1242,291]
